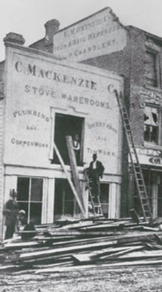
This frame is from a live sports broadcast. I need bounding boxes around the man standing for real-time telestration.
[88,153,105,201]
[3,189,19,239]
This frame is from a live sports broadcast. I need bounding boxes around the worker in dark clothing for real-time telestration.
[21,220,36,240]
[88,153,105,201]
[3,189,19,239]
[18,210,36,240]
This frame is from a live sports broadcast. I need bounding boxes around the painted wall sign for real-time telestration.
[53,8,127,61]
[135,147,162,167]
[141,91,162,105]
[149,157,162,165]
[4,45,123,174]
[136,147,162,157]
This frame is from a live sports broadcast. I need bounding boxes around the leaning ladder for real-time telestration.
[84,169,103,217]
[114,90,152,222]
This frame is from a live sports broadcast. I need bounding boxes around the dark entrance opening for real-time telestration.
[53,113,84,165]
[100,183,109,218]
[54,178,76,220]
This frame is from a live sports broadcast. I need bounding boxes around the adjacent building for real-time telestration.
[31,7,162,219]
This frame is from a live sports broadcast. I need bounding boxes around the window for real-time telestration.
[144,106,159,144]
[17,177,43,224]
[52,113,84,166]
[145,50,159,87]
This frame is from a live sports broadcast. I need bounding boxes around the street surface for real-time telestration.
[0,265,162,292]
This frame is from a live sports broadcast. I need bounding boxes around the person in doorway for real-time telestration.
[88,153,105,201]
[72,134,81,165]
[3,189,19,239]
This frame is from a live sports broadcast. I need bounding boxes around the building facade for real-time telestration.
[0,33,123,239]
[1,6,162,239]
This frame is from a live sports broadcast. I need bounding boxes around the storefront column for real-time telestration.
[108,183,121,218]
[2,175,17,239]
[82,181,88,218]
[4,175,17,201]
[43,178,55,224]
[152,183,158,219]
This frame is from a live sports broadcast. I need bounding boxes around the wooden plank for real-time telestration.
[53,142,85,217]
[16,254,73,265]
[35,259,162,273]
[66,136,85,212]
[99,246,144,260]
[19,240,118,260]
[3,241,40,249]
[100,259,162,267]
[72,246,143,263]
[35,264,99,274]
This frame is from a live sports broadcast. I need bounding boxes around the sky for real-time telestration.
[0,0,162,61]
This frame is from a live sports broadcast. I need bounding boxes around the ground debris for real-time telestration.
[1,217,162,274]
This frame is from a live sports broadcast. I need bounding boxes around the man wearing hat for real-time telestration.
[3,189,19,239]
[88,153,105,201]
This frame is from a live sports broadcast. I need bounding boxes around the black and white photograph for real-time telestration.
[0,0,162,291]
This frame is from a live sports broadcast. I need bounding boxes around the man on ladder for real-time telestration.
[85,153,105,216]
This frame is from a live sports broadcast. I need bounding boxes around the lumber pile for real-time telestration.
[1,217,162,273]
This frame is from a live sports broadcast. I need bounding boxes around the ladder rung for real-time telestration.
[94,205,102,208]
[143,207,150,211]
[141,198,148,201]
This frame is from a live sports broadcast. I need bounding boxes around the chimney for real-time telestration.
[3,32,25,46]
[44,19,60,53]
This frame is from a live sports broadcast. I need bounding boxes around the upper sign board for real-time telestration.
[53,8,127,61]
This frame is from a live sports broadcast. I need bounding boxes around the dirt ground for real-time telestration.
[0,265,162,292]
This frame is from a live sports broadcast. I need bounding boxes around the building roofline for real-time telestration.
[127,25,162,44]
[29,7,124,46]
[29,38,45,47]
[54,6,123,36]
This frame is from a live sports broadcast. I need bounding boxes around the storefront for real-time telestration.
[132,147,162,218]
[0,40,123,236]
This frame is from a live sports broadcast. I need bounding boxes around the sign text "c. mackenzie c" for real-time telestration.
[15,61,97,91]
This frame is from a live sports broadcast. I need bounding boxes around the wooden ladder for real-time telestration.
[84,169,103,217]
[114,90,152,222]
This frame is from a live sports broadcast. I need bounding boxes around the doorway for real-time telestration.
[54,178,77,220]
[53,113,84,166]
[100,183,109,218]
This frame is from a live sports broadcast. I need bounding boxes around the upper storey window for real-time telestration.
[145,50,159,88]
[144,106,159,144]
